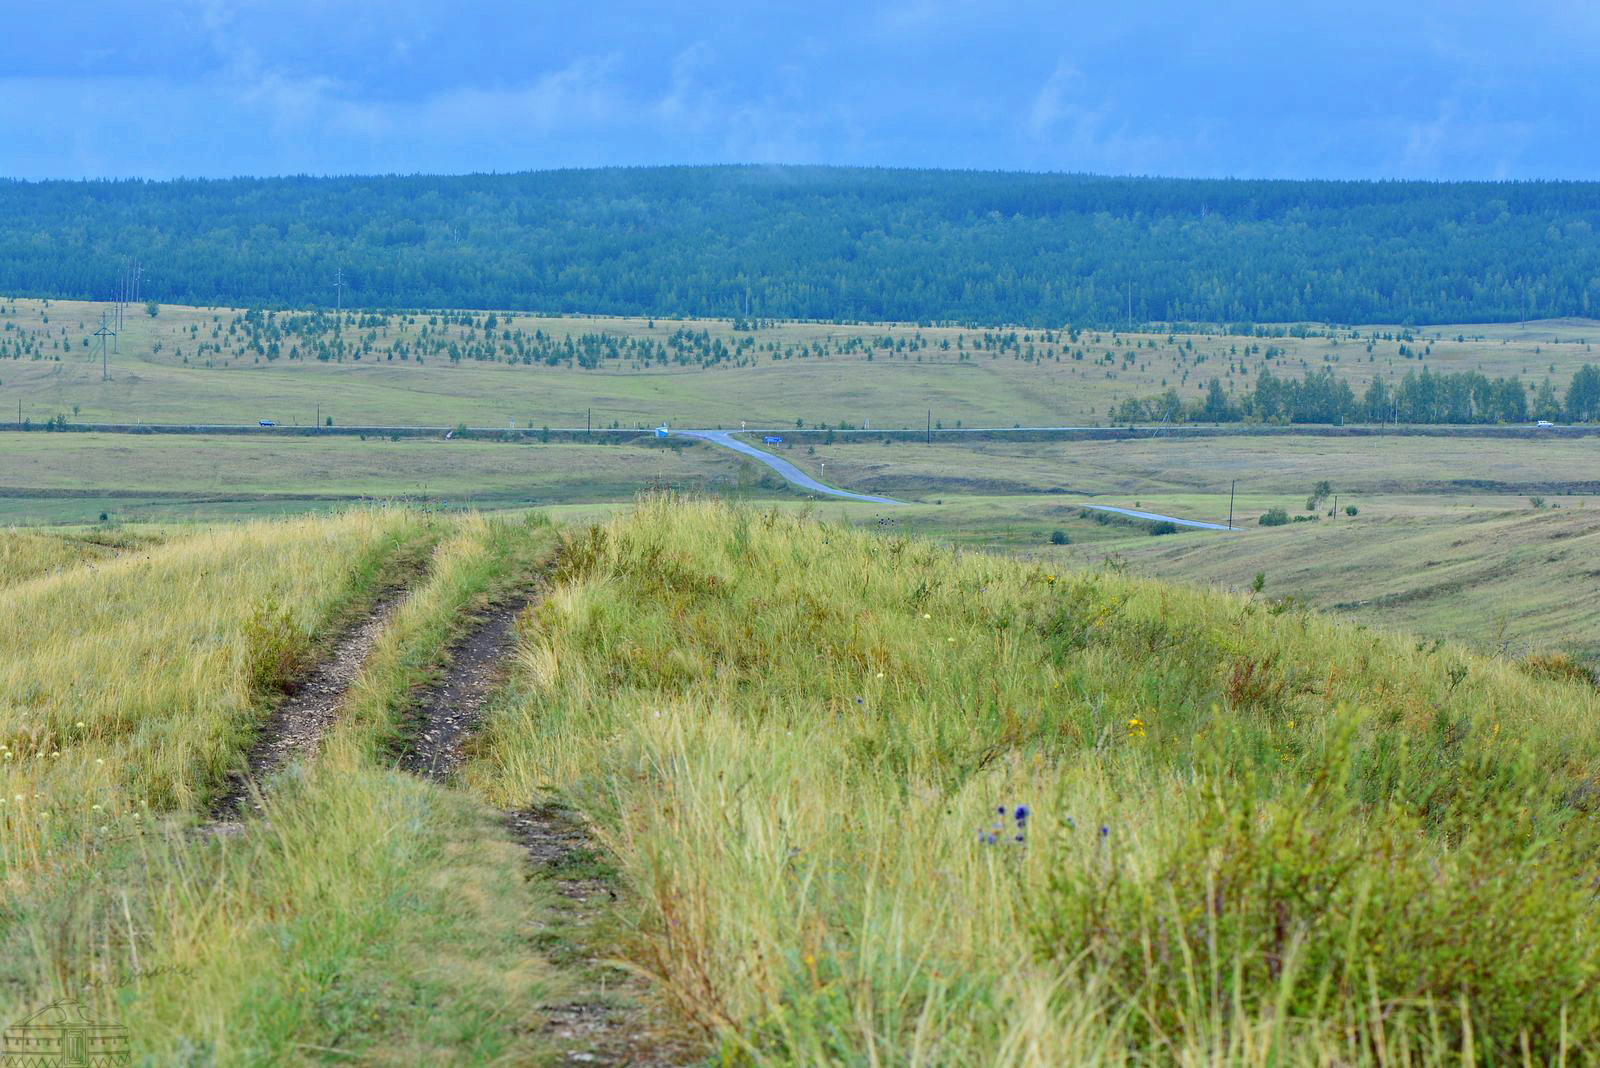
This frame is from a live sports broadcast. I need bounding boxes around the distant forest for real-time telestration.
[1116,364,1600,427]
[2,167,1598,326]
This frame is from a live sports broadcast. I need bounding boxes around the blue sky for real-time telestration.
[2,0,1596,181]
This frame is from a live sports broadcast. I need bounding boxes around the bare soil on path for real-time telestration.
[506,806,695,1067]
[395,585,693,1064]
[397,593,535,782]
[210,592,409,821]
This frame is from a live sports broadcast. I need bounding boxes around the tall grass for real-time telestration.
[0,526,164,588]
[3,512,562,1063]
[0,509,430,925]
[474,496,1600,1064]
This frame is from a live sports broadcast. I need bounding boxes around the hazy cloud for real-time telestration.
[0,1,1595,179]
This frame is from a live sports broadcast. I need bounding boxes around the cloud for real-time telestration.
[1027,62,1092,137]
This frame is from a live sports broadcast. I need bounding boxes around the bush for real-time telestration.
[1344,504,1358,516]
[1147,520,1179,536]
[1520,651,1598,687]
[1049,529,1070,545]
[242,598,309,694]
[1258,507,1289,526]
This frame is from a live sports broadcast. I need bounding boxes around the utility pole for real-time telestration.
[335,268,346,315]
[316,402,321,428]
[1227,479,1236,531]
[94,312,114,381]
[587,407,592,435]
[926,409,932,444]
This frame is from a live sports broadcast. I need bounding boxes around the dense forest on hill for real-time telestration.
[1,167,1598,325]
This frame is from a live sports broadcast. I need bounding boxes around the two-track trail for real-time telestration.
[397,585,690,1065]
[210,590,411,823]
[397,592,534,781]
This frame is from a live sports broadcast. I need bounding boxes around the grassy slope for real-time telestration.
[0,525,166,587]
[796,435,1600,662]
[1061,502,1600,661]
[0,511,589,1064]
[474,497,1600,1063]
[4,298,1598,429]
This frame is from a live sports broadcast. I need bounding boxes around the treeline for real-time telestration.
[2,168,1600,325]
[1117,365,1600,425]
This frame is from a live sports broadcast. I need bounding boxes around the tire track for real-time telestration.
[396,593,534,781]
[396,581,690,1065]
[210,590,410,823]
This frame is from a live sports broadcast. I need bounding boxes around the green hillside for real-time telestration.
[4,167,1600,324]
[6,500,1599,1062]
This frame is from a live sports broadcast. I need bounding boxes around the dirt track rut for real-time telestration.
[211,592,408,820]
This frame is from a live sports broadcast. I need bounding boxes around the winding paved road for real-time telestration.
[671,429,900,504]
[674,429,1233,529]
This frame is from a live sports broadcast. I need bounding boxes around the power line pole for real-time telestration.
[335,268,345,315]
[94,311,114,381]
[926,409,931,444]
[1227,479,1236,531]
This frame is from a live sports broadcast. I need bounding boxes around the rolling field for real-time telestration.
[768,434,1600,660]
[7,422,1600,663]
[10,498,1600,1064]
[0,431,776,524]
[4,297,1599,430]
[803,433,1600,499]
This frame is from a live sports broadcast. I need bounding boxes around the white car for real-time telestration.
[1536,420,1555,429]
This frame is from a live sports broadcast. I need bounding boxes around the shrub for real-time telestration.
[1344,504,1358,516]
[1258,507,1289,526]
[242,598,309,694]
[1520,651,1598,687]
[1147,520,1178,536]
[1049,529,1069,545]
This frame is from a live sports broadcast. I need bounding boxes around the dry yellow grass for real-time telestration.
[0,509,426,881]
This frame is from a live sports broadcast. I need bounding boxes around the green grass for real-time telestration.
[470,496,1600,1063]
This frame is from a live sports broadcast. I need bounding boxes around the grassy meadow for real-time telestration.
[468,497,1600,1063]
[6,497,1600,1062]
[760,433,1600,661]
[4,297,1599,430]
[0,430,759,524]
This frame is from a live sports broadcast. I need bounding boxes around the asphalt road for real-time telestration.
[674,429,1234,529]
[671,429,901,504]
